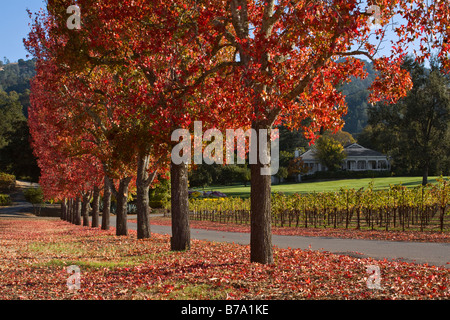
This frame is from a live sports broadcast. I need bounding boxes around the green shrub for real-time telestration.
[149,176,170,208]
[0,194,12,206]
[0,172,16,193]
[24,187,44,204]
[24,187,44,215]
[302,170,391,181]
[149,200,166,208]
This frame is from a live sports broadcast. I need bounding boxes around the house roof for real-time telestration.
[299,148,317,161]
[299,143,386,161]
[343,143,386,157]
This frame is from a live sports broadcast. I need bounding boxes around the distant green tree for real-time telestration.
[315,136,346,172]
[149,175,170,208]
[0,90,25,149]
[0,121,40,181]
[24,187,44,215]
[274,167,289,184]
[231,165,251,186]
[272,151,294,184]
[278,125,309,153]
[0,59,39,180]
[365,56,450,185]
[322,129,355,147]
[188,164,215,188]
[0,59,35,95]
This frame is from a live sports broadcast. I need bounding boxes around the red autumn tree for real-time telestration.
[26,0,234,246]
[26,22,137,233]
[215,0,450,264]
[26,3,166,237]
[82,0,237,249]
[32,0,241,248]
[28,60,104,226]
[26,0,449,266]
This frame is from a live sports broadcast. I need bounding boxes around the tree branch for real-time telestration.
[144,156,162,187]
[336,50,376,62]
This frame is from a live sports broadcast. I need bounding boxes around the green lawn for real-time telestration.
[194,176,443,198]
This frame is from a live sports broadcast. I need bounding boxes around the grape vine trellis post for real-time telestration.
[188,181,449,233]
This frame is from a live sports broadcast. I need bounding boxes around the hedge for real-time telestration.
[0,194,12,206]
[23,187,44,215]
[0,172,16,192]
[301,170,391,181]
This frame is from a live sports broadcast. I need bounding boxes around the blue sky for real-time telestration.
[0,0,46,62]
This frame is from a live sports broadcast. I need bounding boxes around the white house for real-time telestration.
[295,143,390,175]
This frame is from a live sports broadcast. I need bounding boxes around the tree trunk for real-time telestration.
[356,207,361,230]
[101,176,112,230]
[422,165,429,186]
[68,199,73,223]
[81,193,91,227]
[170,162,190,251]
[61,198,67,221]
[115,177,131,236]
[136,154,151,239]
[440,207,445,232]
[91,186,100,228]
[65,198,69,221]
[75,197,82,225]
[249,127,274,265]
[71,198,76,224]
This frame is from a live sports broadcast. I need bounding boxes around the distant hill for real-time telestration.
[0,59,35,92]
[0,59,36,116]
[0,58,39,181]
[340,59,376,135]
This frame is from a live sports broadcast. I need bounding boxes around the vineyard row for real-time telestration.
[187,179,450,232]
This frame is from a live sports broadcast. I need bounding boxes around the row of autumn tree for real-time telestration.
[26,0,449,264]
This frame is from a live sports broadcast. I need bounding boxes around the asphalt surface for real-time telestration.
[109,216,450,269]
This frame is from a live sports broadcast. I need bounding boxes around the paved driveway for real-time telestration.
[0,181,37,218]
[110,216,450,268]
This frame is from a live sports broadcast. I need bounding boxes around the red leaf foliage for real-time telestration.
[1,218,449,300]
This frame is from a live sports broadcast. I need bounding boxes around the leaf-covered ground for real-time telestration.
[0,218,449,300]
[147,216,450,243]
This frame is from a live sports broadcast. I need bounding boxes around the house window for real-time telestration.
[357,161,367,170]
[378,160,388,170]
[347,161,356,170]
